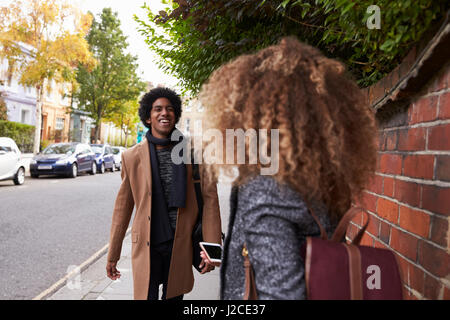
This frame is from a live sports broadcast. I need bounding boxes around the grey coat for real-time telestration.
[220,175,336,300]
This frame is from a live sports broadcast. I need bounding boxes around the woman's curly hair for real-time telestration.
[199,37,377,220]
[139,87,182,129]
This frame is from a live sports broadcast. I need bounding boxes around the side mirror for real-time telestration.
[0,150,6,155]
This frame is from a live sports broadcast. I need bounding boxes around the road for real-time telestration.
[0,170,123,300]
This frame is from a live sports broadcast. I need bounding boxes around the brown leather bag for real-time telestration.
[243,206,404,300]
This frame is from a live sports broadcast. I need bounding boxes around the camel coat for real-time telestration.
[106,138,222,299]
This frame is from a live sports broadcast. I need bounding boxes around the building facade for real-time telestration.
[40,80,71,143]
[0,43,37,126]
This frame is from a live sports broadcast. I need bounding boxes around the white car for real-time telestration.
[111,146,126,171]
[0,137,26,185]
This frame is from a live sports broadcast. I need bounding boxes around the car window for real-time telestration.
[91,146,103,154]
[43,144,75,155]
[112,147,120,155]
[0,146,12,152]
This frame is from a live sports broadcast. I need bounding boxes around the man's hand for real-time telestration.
[106,261,121,280]
[199,250,221,274]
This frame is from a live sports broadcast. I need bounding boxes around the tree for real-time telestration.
[0,0,96,154]
[105,99,139,147]
[0,94,7,121]
[0,82,7,120]
[135,0,448,94]
[74,8,146,142]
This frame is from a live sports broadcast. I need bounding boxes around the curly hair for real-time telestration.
[199,37,377,220]
[138,87,182,129]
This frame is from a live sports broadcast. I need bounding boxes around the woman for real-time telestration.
[198,37,377,299]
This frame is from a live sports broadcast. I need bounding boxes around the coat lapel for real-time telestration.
[139,137,152,194]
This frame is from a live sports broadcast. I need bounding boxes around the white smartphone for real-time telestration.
[199,242,222,263]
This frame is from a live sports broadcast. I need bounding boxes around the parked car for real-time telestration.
[0,137,26,185]
[111,146,126,171]
[30,142,96,178]
[90,144,115,173]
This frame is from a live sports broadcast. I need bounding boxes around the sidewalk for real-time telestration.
[41,181,232,300]
[45,231,222,300]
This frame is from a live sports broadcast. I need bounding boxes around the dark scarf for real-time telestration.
[146,129,187,245]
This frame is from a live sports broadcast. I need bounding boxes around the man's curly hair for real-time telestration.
[138,87,182,129]
[199,37,377,220]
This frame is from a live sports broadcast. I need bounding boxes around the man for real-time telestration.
[106,87,222,300]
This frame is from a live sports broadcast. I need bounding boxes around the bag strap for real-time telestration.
[343,243,364,299]
[331,206,369,245]
[242,243,258,300]
[192,149,203,217]
[307,207,328,240]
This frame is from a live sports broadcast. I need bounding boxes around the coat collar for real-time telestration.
[139,137,152,194]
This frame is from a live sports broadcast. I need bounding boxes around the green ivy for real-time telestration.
[135,0,448,95]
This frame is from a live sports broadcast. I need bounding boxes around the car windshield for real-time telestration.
[112,148,121,155]
[91,146,103,154]
[43,144,75,155]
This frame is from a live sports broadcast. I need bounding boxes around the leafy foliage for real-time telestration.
[0,91,7,121]
[104,99,140,147]
[74,8,146,140]
[135,0,448,94]
[0,120,35,152]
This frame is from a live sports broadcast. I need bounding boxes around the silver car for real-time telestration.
[111,146,126,171]
[0,137,26,185]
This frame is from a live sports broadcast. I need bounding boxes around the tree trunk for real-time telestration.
[120,113,123,146]
[94,122,101,143]
[33,84,44,154]
[95,106,102,143]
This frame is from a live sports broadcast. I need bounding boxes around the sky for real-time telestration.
[77,0,179,88]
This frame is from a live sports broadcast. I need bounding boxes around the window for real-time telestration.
[21,109,30,124]
[25,85,34,96]
[55,117,65,130]
[7,72,12,87]
[197,102,205,112]
[185,101,192,112]
[185,118,190,134]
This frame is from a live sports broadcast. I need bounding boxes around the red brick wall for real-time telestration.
[351,63,450,300]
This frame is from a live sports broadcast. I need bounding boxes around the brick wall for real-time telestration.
[350,62,450,300]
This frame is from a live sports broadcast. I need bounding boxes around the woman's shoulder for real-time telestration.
[237,175,332,234]
[237,175,309,222]
[239,175,304,206]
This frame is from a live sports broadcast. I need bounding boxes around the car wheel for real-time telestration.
[13,167,25,185]
[100,163,105,174]
[89,161,96,175]
[68,163,78,178]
